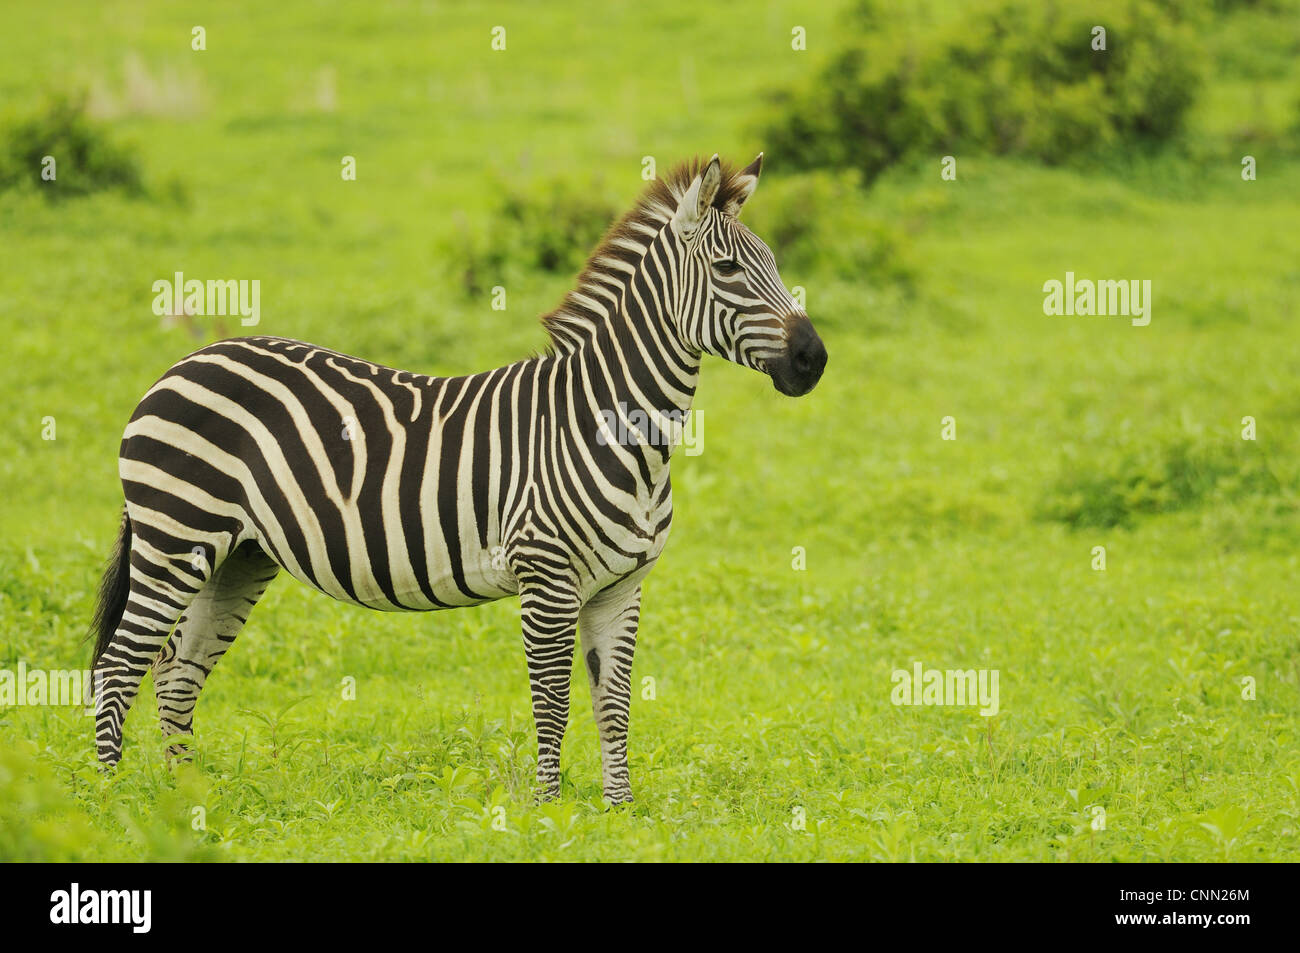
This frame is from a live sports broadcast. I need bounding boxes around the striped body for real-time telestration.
[89,154,826,803]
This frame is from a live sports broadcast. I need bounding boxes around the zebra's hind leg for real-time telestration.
[518,577,582,802]
[578,580,641,805]
[93,530,213,767]
[152,541,280,761]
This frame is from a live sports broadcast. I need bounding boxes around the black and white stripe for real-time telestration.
[89,153,826,803]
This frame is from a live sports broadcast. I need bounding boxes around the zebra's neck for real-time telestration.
[541,228,698,481]
[533,176,711,482]
[581,297,697,485]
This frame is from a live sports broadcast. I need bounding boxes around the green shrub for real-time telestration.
[1037,436,1286,529]
[762,0,1205,185]
[0,93,145,199]
[740,169,916,289]
[441,178,620,296]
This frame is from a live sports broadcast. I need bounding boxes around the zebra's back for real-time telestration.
[119,336,524,611]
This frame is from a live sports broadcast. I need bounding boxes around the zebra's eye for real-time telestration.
[712,259,742,276]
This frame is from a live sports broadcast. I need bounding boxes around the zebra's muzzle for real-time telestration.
[770,317,827,397]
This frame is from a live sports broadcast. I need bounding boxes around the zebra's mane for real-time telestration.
[539,156,748,355]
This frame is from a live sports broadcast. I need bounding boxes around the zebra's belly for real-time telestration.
[268,541,518,612]
[245,506,519,613]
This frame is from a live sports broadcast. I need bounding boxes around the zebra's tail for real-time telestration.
[89,506,132,668]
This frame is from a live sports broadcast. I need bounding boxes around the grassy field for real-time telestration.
[2,1,1299,861]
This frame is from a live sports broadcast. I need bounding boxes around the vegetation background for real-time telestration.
[1,0,1298,861]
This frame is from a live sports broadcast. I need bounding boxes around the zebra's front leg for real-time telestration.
[578,580,641,805]
[519,583,581,802]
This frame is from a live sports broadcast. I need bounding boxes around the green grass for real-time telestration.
[2,0,1299,861]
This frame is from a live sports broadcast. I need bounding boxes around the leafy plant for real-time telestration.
[760,0,1205,184]
[0,92,145,199]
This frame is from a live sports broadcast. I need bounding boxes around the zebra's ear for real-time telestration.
[723,153,763,218]
[672,154,723,238]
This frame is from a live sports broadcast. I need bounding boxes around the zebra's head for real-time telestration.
[668,154,827,397]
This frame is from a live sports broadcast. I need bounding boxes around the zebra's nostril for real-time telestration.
[785,318,826,383]
[792,339,824,376]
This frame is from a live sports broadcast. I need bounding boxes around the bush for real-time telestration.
[1037,435,1285,529]
[441,178,620,296]
[762,0,1206,185]
[740,169,916,289]
[0,93,145,199]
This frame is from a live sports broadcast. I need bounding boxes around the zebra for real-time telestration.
[88,153,827,804]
